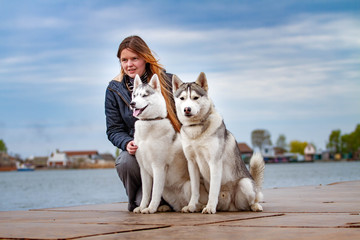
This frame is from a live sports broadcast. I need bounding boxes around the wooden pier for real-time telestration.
[0,181,359,239]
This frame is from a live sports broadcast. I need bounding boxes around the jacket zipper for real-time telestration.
[107,86,130,108]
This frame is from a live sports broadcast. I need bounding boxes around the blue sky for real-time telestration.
[0,0,359,158]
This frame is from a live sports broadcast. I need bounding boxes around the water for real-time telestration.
[0,169,127,211]
[0,161,359,211]
[263,161,360,188]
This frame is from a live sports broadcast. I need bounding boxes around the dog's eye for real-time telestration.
[180,97,185,100]
[142,94,148,97]
[193,96,199,100]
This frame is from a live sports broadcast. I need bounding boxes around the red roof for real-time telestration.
[63,151,99,156]
[237,143,253,153]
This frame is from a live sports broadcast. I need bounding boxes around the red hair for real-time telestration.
[117,36,181,132]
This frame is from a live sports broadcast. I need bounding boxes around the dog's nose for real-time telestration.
[184,107,191,114]
[130,101,136,108]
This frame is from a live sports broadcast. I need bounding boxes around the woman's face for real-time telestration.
[120,48,146,79]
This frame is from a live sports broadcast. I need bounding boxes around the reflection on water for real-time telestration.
[0,161,359,211]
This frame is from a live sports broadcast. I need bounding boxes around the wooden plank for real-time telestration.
[80,226,360,240]
[0,181,359,239]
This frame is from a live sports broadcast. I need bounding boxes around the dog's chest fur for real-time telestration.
[181,108,248,184]
[135,119,173,141]
[134,119,176,170]
[181,111,226,179]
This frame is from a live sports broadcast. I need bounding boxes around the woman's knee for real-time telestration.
[115,151,140,178]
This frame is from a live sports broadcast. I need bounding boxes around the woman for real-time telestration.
[105,35,181,211]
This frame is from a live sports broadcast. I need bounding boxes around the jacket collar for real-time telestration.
[108,73,132,105]
[112,73,124,82]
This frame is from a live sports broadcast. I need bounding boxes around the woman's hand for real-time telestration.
[126,141,138,155]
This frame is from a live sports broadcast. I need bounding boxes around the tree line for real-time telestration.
[1,124,359,158]
[327,124,360,156]
[251,123,360,156]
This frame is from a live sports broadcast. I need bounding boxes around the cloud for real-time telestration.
[1,1,359,157]
[3,121,112,158]
[13,16,69,29]
[141,14,360,113]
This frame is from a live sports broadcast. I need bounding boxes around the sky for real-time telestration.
[0,0,359,158]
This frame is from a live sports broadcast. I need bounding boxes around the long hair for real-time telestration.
[117,35,181,132]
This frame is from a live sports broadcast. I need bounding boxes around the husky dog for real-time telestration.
[172,72,265,214]
[130,74,207,214]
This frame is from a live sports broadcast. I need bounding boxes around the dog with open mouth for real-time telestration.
[130,74,208,213]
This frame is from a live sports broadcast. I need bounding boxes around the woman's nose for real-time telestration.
[127,59,134,66]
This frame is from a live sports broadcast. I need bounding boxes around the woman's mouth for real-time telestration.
[128,69,136,74]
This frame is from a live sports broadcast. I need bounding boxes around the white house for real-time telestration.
[304,143,316,161]
[48,150,69,167]
[260,143,275,157]
[63,150,99,164]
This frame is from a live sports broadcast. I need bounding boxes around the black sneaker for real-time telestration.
[128,202,138,212]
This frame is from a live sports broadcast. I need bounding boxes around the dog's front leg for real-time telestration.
[202,160,222,214]
[142,165,166,214]
[133,168,152,213]
[182,159,201,213]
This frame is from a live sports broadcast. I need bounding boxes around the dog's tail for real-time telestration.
[249,152,265,190]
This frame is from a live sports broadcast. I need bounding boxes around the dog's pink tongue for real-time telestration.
[133,109,141,117]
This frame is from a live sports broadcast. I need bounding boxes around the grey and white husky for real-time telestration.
[130,74,207,214]
[172,72,265,214]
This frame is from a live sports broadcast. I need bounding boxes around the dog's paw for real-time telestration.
[181,205,197,213]
[141,207,156,214]
[133,207,143,213]
[250,203,263,212]
[202,205,216,214]
[157,205,171,212]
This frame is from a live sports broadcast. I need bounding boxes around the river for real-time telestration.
[0,161,359,211]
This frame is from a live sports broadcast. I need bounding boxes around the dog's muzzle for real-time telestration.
[184,107,192,117]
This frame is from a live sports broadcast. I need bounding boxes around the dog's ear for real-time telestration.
[149,74,161,92]
[134,74,142,91]
[172,75,183,93]
[195,72,208,92]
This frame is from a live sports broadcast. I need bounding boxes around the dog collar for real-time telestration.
[140,117,165,121]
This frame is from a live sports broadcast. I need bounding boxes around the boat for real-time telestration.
[16,162,35,171]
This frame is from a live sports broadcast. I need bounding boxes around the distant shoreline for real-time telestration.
[0,164,115,172]
[1,159,358,172]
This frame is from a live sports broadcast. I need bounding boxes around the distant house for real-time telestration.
[99,153,115,163]
[48,150,110,168]
[237,142,253,163]
[28,156,48,168]
[63,150,99,164]
[273,147,287,155]
[0,152,17,170]
[238,142,253,154]
[48,150,69,167]
[304,144,316,162]
[258,144,299,163]
[261,143,275,157]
